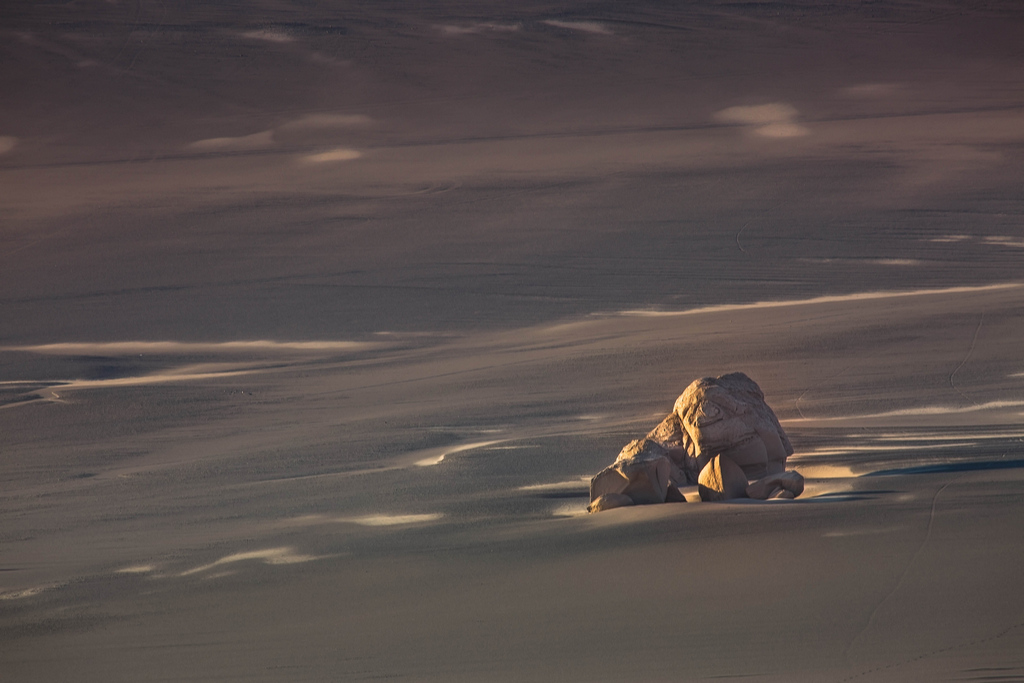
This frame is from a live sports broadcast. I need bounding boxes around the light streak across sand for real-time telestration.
[518,478,590,492]
[618,283,1023,317]
[786,399,1024,423]
[0,584,61,601]
[302,148,362,163]
[861,431,1024,441]
[552,503,589,517]
[4,340,380,355]
[414,440,506,466]
[542,20,612,34]
[278,513,443,527]
[179,548,326,576]
[185,130,274,151]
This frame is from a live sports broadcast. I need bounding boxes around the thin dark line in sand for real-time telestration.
[949,313,984,407]
[841,614,1024,682]
[843,480,954,668]
[735,220,750,254]
[794,364,853,421]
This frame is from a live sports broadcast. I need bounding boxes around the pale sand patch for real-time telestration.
[714,103,809,138]
[240,30,294,43]
[0,136,17,154]
[552,503,589,517]
[278,513,442,527]
[929,234,972,242]
[823,527,903,537]
[115,564,156,574]
[437,22,521,35]
[414,440,506,467]
[30,367,259,399]
[618,282,1023,317]
[866,431,1024,441]
[791,464,858,479]
[787,400,1024,422]
[518,477,590,492]
[838,83,902,98]
[347,514,444,526]
[984,236,1024,248]
[6,340,380,355]
[873,258,920,266]
[0,585,60,600]
[186,130,274,152]
[542,19,612,35]
[793,442,978,455]
[754,121,810,138]
[179,547,324,576]
[715,103,799,125]
[302,148,362,163]
[798,257,919,266]
[278,113,372,130]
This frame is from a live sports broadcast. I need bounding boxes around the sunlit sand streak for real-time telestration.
[179,547,325,576]
[618,283,1022,317]
[0,584,62,600]
[542,20,612,34]
[278,113,372,130]
[823,527,903,538]
[4,340,381,355]
[303,148,362,163]
[795,442,978,455]
[34,368,258,399]
[280,513,443,528]
[437,22,521,35]
[792,464,858,479]
[518,478,590,492]
[785,399,1024,423]
[860,432,1024,441]
[186,130,274,151]
[552,503,589,517]
[414,440,506,466]
[240,30,294,43]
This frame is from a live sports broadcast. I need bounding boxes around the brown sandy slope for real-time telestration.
[2,2,1024,681]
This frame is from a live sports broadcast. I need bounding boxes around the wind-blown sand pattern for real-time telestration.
[2,2,1024,682]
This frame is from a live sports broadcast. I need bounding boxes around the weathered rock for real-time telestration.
[745,470,805,500]
[588,438,679,508]
[587,493,635,513]
[670,372,793,482]
[588,372,803,512]
[697,454,749,501]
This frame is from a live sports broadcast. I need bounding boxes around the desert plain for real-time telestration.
[2,2,1024,681]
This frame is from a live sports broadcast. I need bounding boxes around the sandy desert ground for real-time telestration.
[2,2,1024,681]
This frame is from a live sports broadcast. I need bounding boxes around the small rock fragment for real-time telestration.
[587,493,635,513]
[746,470,805,500]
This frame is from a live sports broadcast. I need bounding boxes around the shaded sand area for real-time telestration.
[3,2,1024,681]
[3,285,1024,681]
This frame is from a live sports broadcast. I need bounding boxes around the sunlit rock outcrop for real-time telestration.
[588,372,803,512]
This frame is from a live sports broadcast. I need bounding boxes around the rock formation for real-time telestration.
[588,372,803,512]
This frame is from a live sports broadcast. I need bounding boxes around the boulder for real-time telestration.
[588,438,682,508]
[588,373,802,512]
[671,372,793,482]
